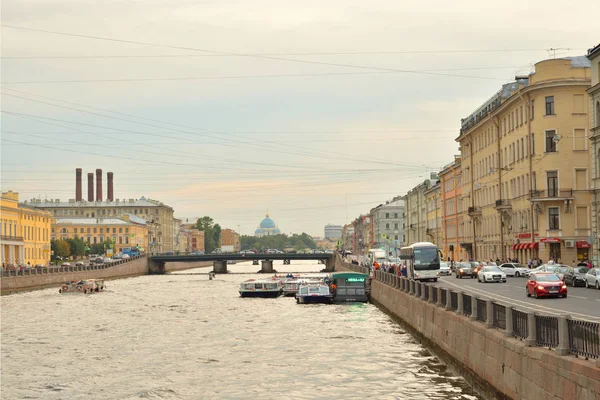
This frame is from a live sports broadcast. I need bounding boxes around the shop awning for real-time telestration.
[541,238,561,243]
[512,244,518,250]
[576,241,591,249]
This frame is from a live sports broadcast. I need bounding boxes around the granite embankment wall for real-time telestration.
[336,257,600,400]
[1,259,213,294]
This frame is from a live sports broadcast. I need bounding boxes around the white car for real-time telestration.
[439,262,451,276]
[499,263,530,277]
[585,268,600,289]
[477,266,507,283]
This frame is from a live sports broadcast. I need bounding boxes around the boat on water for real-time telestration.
[239,279,282,298]
[296,282,333,304]
[282,274,328,296]
[59,279,105,294]
[330,272,369,303]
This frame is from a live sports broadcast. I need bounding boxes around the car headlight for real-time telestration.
[562,285,567,289]
[537,285,544,290]
[459,268,464,273]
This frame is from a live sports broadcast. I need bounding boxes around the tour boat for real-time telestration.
[282,274,328,296]
[239,279,282,298]
[59,279,105,294]
[295,282,333,304]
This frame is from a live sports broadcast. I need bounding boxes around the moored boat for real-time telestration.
[330,272,369,303]
[59,279,105,294]
[295,282,333,304]
[282,275,327,296]
[239,279,282,298]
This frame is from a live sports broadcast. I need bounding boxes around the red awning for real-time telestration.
[516,244,523,250]
[576,241,591,249]
[541,238,561,243]
[512,244,518,250]
[532,242,539,249]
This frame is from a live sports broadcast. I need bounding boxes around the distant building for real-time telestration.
[403,180,432,245]
[370,198,405,250]
[190,229,205,252]
[1,191,52,266]
[588,44,600,264]
[220,228,241,252]
[324,224,343,240]
[254,211,281,237]
[342,225,355,251]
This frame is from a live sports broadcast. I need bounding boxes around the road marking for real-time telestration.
[569,295,588,300]
[440,279,600,321]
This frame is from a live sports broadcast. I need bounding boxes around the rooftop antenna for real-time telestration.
[547,48,572,58]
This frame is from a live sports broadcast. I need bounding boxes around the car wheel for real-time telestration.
[586,280,589,288]
[534,290,538,299]
[563,294,567,298]
[526,288,531,297]
[572,279,576,287]
[596,281,599,290]
[455,274,459,279]
[459,275,462,279]
[515,272,520,277]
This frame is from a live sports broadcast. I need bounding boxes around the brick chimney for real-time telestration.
[96,169,103,202]
[75,168,82,201]
[107,172,114,201]
[87,173,94,201]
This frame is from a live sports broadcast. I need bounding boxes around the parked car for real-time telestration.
[61,262,71,267]
[113,254,122,260]
[499,263,530,277]
[525,273,567,298]
[456,262,476,279]
[563,266,589,287]
[439,262,451,276]
[75,261,85,267]
[585,268,600,289]
[477,266,507,283]
[103,258,113,263]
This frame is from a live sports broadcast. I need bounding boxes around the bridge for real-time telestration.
[148,253,335,274]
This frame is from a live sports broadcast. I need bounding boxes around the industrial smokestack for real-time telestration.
[75,168,82,201]
[107,172,114,202]
[87,173,94,201]
[96,169,103,202]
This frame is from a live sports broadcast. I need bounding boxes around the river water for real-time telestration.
[1,261,483,400]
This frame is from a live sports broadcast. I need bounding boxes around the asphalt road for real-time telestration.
[431,274,600,322]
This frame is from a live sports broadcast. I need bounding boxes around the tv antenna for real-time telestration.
[547,48,572,58]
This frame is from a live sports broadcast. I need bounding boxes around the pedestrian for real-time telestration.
[401,264,407,277]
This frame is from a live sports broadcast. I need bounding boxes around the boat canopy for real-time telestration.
[330,272,369,280]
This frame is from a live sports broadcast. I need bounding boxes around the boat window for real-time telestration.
[300,288,308,295]
[309,287,320,293]
[254,283,263,289]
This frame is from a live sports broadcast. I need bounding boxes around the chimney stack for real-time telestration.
[87,173,94,201]
[107,172,114,201]
[96,169,103,202]
[75,168,82,201]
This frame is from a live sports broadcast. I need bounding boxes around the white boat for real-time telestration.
[282,274,328,296]
[295,282,333,304]
[59,279,105,294]
[239,279,282,298]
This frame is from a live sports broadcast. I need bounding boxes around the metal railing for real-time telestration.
[536,315,559,348]
[568,319,600,359]
[512,309,528,340]
[0,235,24,241]
[476,298,487,322]
[529,189,573,199]
[431,286,438,304]
[492,303,506,330]
[450,291,458,311]
[463,294,472,316]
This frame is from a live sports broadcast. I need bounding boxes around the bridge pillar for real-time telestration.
[260,260,274,273]
[148,259,166,274]
[252,260,259,265]
[321,257,335,272]
[213,260,228,274]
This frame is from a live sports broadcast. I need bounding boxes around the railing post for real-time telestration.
[421,283,427,300]
[525,312,536,346]
[445,289,453,311]
[409,280,415,295]
[470,296,478,320]
[556,315,569,356]
[429,286,436,304]
[505,306,514,337]
[485,299,494,328]
[456,291,463,314]
[436,287,443,307]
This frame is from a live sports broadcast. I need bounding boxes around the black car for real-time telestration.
[563,266,590,287]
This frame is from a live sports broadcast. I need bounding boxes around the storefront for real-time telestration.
[576,240,591,261]
[541,237,561,260]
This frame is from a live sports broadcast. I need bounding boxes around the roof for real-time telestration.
[23,196,171,209]
[588,44,600,59]
[562,55,592,68]
[54,217,145,226]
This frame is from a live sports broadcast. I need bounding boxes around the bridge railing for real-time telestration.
[371,271,600,363]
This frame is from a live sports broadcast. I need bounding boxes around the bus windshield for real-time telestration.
[413,247,440,270]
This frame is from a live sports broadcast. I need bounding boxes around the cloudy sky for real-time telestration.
[1,0,598,236]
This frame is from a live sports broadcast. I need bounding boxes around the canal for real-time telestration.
[1,261,482,399]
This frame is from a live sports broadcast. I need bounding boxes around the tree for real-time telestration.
[51,239,71,259]
[213,224,221,248]
[196,216,219,253]
[67,236,86,258]
[196,216,214,231]
[90,239,113,255]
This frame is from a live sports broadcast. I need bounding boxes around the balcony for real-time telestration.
[0,235,24,242]
[495,199,512,210]
[529,189,574,202]
[467,206,482,217]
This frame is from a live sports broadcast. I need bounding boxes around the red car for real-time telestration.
[526,272,567,298]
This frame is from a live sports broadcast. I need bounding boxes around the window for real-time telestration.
[87,228,91,233]
[386,223,390,229]
[573,94,584,113]
[547,171,558,197]
[113,228,116,234]
[530,133,535,155]
[93,228,97,233]
[74,228,77,234]
[531,100,535,120]
[545,130,557,152]
[521,138,525,160]
[573,129,586,151]
[575,169,587,191]
[548,207,560,230]
[385,213,389,218]
[394,213,398,218]
[545,96,555,115]
[596,101,600,127]
[520,106,524,125]
[125,228,129,233]
[394,223,399,229]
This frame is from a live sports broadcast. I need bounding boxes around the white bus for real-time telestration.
[366,248,386,267]
[399,242,441,282]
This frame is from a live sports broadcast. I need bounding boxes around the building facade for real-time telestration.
[371,198,405,252]
[25,196,175,254]
[190,229,205,252]
[324,224,343,240]
[254,212,281,237]
[588,44,600,265]
[457,56,592,263]
[425,181,442,249]
[220,228,241,252]
[350,214,373,255]
[53,214,148,254]
[440,156,466,261]
[404,180,431,245]
[1,191,52,267]
[342,224,354,251]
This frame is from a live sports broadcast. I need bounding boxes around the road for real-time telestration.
[431,274,600,322]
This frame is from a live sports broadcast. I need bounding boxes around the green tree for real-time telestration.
[196,216,219,253]
[90,239,113,255]
[213,224,221,248]
[51,239,71,259]
[67,236,86,258]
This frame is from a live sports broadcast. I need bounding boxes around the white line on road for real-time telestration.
[569,295,588,300]
[440,280,600,321]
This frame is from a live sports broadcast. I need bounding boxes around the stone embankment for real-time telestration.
[336,256,600,400]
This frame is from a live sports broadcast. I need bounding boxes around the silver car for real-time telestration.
[585,268,600,289]
[499,263,530,277]
[439,262,451,276]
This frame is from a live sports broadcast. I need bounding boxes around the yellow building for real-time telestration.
[52,214,148,254]
[1,191,52,267]
[220,228,241,252]
[440,156,467,262]
[190,229,205,252]
[424,181,442,249]
[587,44,600,265]
[458,56,592,263]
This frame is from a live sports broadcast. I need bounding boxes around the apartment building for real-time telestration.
[587,44,600,265]
[403,180,431,245]
[440,157,466,261]
[424,181,442,249]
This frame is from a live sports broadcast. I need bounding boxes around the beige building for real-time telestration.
[403,180,431,245]
[1,191,52,267]
[457,56,592,263]
[220,228,241,252]
[587,44,600,265]
[440,157,466,262]
[424,181,442,249]
[190,229,205,253]
[25,196,175,254]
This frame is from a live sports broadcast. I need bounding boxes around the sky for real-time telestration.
[1,0,599,237]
